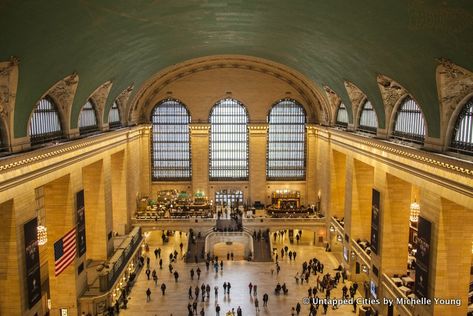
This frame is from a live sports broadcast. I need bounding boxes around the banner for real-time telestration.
[76,190,86,257]
[415,216,432,299]
[24,218,41,308]
[370,189,380,255]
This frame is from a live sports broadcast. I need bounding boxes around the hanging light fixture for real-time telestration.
[37,224,48,245]
[409,199,420,223]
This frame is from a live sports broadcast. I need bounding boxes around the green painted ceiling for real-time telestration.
[1,0,473,138]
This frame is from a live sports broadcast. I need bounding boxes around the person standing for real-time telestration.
[214,285,219,298]
[215,303,221,316]
[223,282,227,295]
[146,268,151,280]
[248,283,253,295]
[188,286,193,299]
[190,268,195,280]
[295,302,301,315]
[159,258,163,269]
[253,284,257,296]
[146,288,151,302]
[236,306,242,316]
[227,282,231,295]
[154,248,158,259]
[197,267,201,280]
[174,270,179,282]
[200,307,205,316]
[255,298,260,312]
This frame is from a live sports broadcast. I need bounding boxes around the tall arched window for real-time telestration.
[108,101,121,129]
[267,99,306,180]
[79,100,99,135]
[358,100,378,133]
[392,97,426,144]
[209,98,249,180]
[336,102,348,127]
[451,98,473,155]
[29,97,62,145]
[151,99,191,180]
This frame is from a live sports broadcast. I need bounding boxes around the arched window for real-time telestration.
[151,99,191,180]
[267,99,306,180]
[451,98,473,155]
[392,97,426,144]
[108,101,121,129]
[29,97,62,145]
[209,98,249,180]
[79,100,99,134]
[358,100,378,133]
[336,103,349,127]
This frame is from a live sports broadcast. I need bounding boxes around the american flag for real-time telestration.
[54,227,77,277]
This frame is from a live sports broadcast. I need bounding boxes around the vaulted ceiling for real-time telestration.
[1,0,473,137]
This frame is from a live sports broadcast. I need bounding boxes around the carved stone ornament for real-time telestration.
[48,76,78,111]
[91,81,113,111]
[436,59,473,123]
[377,75,407,113]
[344,81,366,113]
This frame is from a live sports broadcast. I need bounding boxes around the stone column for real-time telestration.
[190,124,210,194]
[305,125,317,205]
[349,159,374,241]
[111,150,128,235]
[82,160,111,260]
[0,199,22,314]
[248,124,268,205]
[44,175,80,316]
[415,190,473,316]
[329,149,347,219]
[373,170,410,276]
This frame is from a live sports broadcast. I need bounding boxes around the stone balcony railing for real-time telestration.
[350,238,371,267]
[381,273,415,316]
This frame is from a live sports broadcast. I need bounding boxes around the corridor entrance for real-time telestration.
[215,190,243,207]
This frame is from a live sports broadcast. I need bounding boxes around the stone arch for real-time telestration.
[436,58,473,151]
[129,55,329,126]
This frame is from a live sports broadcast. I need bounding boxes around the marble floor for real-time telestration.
[121,230,364,316]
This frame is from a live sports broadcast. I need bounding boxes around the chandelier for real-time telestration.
[409,200,420,223]
[37,225,48,245]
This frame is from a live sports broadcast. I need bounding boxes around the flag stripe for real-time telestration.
[54,227,77,277]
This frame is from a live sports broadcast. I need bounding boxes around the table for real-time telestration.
[392,277,403,287]
[399,286,412,295]
[402,276,415,287]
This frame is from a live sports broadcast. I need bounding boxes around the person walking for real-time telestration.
[146,288,151,302]
[214,285,219,298]
[248,283,253,295]
[188,286,193,299]
[236,306,242,316]
[262,293,268,307]
[159,258,163,269]
[255,298,260,312]
[197,267,201,280]
[154,248,158,259]
[215,303,221,316]
[200,307,205,316]
[295,302,301,315]
[227,282,231,295]
[174,270,179,282]
[146,268,151,280]
[161,282,166,295]
[223,282,227,294]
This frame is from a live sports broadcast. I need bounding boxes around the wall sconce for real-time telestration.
[329,225,335,232]
[362,264,369,273]
[350,251,356,260]
[409,199,420,223]
[337,235,342,242]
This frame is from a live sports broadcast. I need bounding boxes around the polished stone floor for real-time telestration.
[121,230,363,316]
